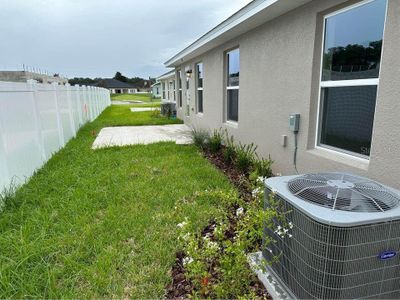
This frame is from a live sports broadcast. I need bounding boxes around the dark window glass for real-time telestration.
[179,90,182,107]
[320,86,377,156]
[198,90,203,113]
[178,71,182,88]
[197,63,203,88]
[227,48,240,86]
[322,0,386,81]
[227,89,239,122]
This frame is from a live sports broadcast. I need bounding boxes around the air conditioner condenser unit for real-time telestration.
[263,173,400,299]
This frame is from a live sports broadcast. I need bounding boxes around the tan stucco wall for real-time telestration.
[175,0,400,189]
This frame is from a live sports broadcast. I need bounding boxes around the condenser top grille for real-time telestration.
[287,173,400,213]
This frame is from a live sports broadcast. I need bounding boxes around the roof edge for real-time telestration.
[164,0,277,67]
[164,0,312,68]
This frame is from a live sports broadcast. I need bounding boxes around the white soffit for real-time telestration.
[165,0,312,68]
[156,70,175,81]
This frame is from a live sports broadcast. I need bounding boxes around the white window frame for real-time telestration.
[225,48,240,123]
[314,0,387,161]
[195,62,204,114]
[177,70,182,108]
[162,82,166,100]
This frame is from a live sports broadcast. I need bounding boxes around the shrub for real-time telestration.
[222,131,236,164]
[235,142,257,174]
[209,129,223,153]
[191,128,209,149]
[150,108,161,118]
[252,155,274,179]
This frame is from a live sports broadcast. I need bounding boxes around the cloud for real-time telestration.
[0,0,252,78]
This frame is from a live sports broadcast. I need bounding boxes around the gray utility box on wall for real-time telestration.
[264,173,400,299]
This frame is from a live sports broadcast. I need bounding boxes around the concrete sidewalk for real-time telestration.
[130,107,158,112]
[92,124,192,149]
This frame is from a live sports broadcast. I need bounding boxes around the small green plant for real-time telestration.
[191,128,210,149]
[150,108,161,118]
[251,155,274,180]
[0,181,17,212]
[235,142,257,174]
[209,129,223,153]
[222,130,236,163]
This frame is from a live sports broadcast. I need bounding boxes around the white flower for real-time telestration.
[289,222,294,229]
[288,234,293,238]
[183,257,193,265]
[252,187,262,197]
[177,221,187,228]
[182,233,191,240]
[236,207,244,216]
[257,176,266,183]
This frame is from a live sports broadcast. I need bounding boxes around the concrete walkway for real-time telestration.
[112,100,144,105]
[92,124,192,149]
[130,107,158,112]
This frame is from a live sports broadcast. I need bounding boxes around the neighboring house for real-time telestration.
[156,70,176,103]
[0,71,68,85]
[95,79,137,94]
[151,82,161,98]
[133,79,153,93]
[164,0,400,189]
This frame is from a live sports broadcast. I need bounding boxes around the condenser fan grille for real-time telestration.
[288,173,400,212]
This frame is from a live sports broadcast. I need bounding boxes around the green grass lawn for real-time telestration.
[0,105,232,298]
[111,93,160,103]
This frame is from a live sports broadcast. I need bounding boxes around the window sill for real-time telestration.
[224,120,238,129]
[308,147,369,171]
[196,112,204,117]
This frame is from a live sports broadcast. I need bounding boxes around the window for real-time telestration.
[317,0,386,158]
[226,48,239,122]
[169,81,174,100]
[196,62,204,113]
[177,70,182,107]
[162,82,166,99]
[173,80,176,101]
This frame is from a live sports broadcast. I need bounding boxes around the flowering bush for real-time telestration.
[175,173,289,298]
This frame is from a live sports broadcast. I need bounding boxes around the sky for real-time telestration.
[0,0,252,79]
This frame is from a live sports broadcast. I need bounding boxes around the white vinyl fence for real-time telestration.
[0,80,111,192]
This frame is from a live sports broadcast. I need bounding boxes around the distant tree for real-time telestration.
[114,72,128,82]
[68,77,97,86]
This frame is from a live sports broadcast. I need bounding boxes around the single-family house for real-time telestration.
[95,78,137,94]
[157,70,176,103]
[151,82,161,98]
[164,0,400,189]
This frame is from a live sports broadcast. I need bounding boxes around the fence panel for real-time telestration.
[0,80,110,192]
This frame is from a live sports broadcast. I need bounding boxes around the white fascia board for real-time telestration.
[165,0,312,67]
[156,70,176,81]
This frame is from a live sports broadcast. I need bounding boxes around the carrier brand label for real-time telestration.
[378,251,397,260]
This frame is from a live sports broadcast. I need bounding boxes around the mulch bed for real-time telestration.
[165,146,270,299]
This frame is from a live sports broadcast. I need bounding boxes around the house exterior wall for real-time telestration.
[152,84,161,98]
[175,0,400,189]
[159,75,176,102]
[109,88,137,94]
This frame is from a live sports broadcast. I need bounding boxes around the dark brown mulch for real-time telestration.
[165,251,194,299]
[165,147,270,299]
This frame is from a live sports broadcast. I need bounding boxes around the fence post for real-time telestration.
[65,83,76,138]
[27,80,47,162]
[75,84,83,127]
[52,82,65,148]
